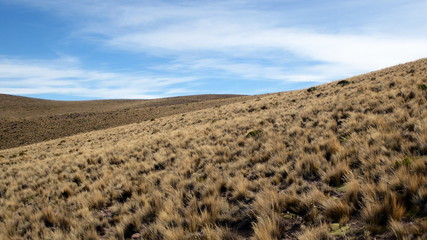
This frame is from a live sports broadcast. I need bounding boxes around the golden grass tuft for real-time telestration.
[322,199,351,224]
[252,214,281,240]
[362,192,406,233]
[296,154,322,181]
[298,224,333,240]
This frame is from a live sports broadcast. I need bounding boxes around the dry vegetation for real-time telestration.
[0,94,248,150]
[1,59,427,239]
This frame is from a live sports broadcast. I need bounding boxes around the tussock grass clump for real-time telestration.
[298,224,333,240]
[390,219,427,240]
[362,191,406,233]
[323,163,349,187]
[296,154,321,181]
[88,191,106,209]
[252,214,281,240]
[413,188,427,217]
[342,179,362,211]
[322,199,351,224]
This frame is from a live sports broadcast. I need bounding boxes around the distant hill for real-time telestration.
[0,94,249,149]
[0,59,426,239]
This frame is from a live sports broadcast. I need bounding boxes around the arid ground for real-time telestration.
[0,59,426,239]
[0,94,249,150]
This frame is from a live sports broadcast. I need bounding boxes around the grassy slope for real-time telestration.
[0,94,249,150]
[0,59,427,239]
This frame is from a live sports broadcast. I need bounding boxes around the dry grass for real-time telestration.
[0,94,249,150]
[1,59,427,239]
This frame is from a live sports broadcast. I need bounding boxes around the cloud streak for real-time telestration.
[0,57,197,99]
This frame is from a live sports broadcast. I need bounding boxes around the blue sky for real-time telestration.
[1,0,427,100]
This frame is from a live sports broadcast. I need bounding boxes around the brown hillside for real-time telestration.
[0,59,426,239]
[0,94,249,150]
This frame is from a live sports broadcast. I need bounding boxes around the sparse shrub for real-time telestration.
[418,84,427,91]
[246,130,262,138]
[307,87,317,93]
[394,157,411,168]
[337,80,350,86]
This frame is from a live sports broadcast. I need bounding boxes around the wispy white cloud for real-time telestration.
[110,27,427,69]
[0,57,197,99]
[52,0,427,70]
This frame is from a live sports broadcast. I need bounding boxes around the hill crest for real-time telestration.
[0,94,249,150]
